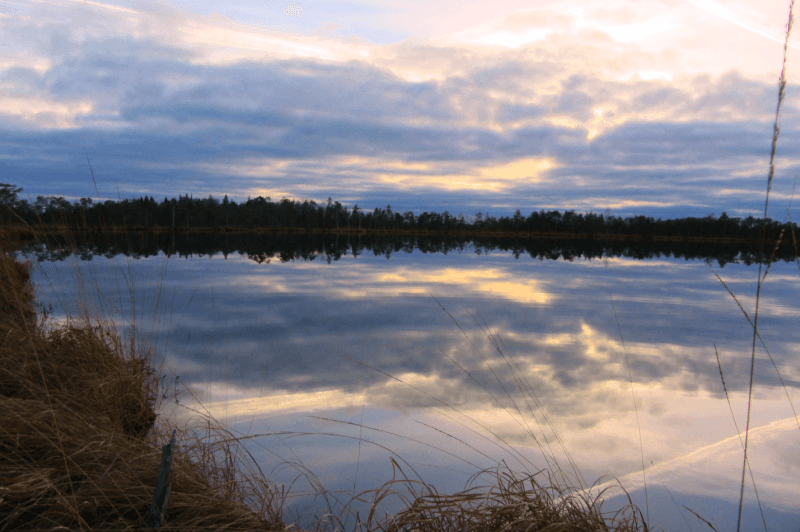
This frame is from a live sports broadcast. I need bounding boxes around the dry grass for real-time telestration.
[0,244,285,531]
[357,465,647,532]
[730,2,796,531]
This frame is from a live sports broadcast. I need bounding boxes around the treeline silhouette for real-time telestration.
[19,230,799,268]
[2,183,797,245]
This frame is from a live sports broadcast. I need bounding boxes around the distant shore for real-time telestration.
[5,222,787,246]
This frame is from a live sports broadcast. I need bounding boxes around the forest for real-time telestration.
[1,183,796,244]
[20,230,799,267]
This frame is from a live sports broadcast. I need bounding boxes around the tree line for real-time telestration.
[2,183,797,244]
[21,230,798,268]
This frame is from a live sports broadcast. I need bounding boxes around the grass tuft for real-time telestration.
[0,247,285,531]
[368,465,648,532]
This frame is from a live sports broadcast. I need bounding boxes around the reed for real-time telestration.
[718,2,797,531]
[0,234,285,530]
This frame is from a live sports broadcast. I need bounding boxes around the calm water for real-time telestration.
[25,241,800,530]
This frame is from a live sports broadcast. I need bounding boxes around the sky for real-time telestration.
[3,0,800,219]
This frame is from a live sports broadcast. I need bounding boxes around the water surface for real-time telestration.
[26,239,800,531]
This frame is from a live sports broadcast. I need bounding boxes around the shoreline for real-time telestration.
[5,222,786,245]
[0,242,286,531]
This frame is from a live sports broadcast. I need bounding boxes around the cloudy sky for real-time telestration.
[3,0,800,218]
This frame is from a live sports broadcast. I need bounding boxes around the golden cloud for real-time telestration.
[0,96,94,128]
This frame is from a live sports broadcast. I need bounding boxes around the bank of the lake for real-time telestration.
[6,220,793,246]
[0,246,285,531]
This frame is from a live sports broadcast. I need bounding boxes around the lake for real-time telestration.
[22,235,800,531]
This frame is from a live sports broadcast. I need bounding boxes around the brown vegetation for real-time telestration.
[0,242,285,531]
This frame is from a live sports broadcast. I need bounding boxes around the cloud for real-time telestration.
[2,0,798,220]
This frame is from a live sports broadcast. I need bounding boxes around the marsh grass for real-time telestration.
[0,226,286,530]
[709,2,800,531]
[375,467,646,532]
[297,356,650,532]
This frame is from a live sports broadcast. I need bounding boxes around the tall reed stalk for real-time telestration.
[737,2,796,531]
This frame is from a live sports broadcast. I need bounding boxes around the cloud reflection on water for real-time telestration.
[27,246,800,530]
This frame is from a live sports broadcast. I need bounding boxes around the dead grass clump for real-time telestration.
[0,251,285,531]
[0,226,38,255]
[0,252,36,331]
[367,467,646,532]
